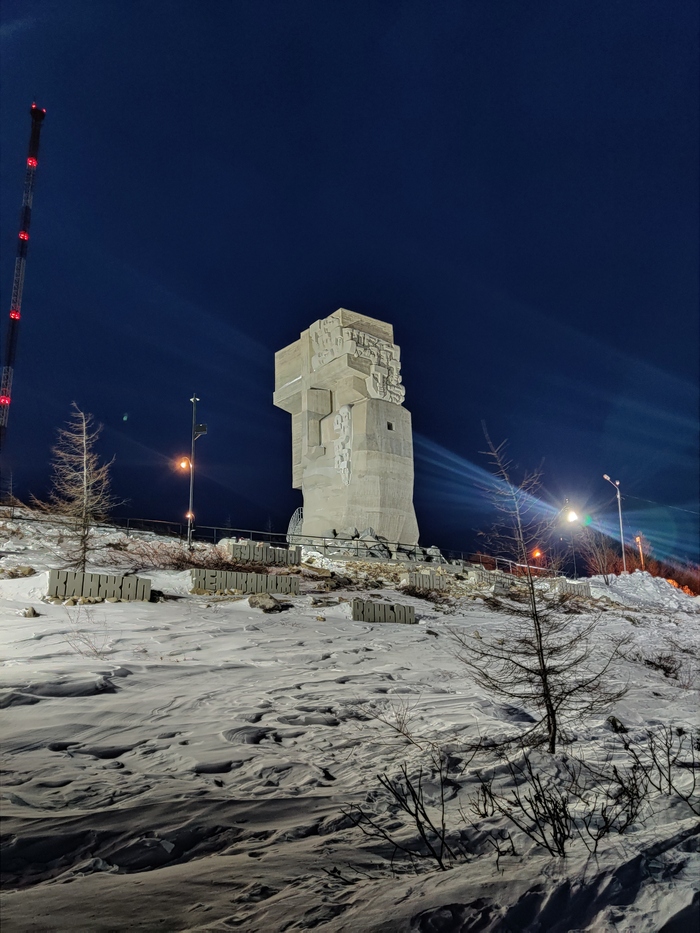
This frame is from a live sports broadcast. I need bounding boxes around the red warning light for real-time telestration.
[27,157,38,168]
[19,231,29,241]
[9,310,20,320]
[0,396,11,406]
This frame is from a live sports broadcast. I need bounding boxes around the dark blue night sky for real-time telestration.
[1,1,697,562]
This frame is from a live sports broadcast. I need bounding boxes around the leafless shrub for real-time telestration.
[63,605,110,659]
[112,538,268,575]
[677,662,699,691]
[621,726,699,815]
[470,752,575,857]
[561,755,649,853]
[400,585,452,608]
[643,652,682,680]
[352,696,430,751]
[343,749,463,871]
[467,745,651,859]
[484,828,518,873]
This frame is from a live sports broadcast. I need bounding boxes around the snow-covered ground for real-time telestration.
[1,515,698,932]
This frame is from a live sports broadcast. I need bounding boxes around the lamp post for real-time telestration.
[635,535,645,571]
[183,395,207,549]
[532,548,544,575]
[564,501,579,578]
[603,474,626,573]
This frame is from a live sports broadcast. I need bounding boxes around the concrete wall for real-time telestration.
[467,568,511,587]
[48,570,151,601]
[552,578,592,598]
[191,569,299,596]
[218,540,301,566]
[351,598,416,624]
[400,572,448,591]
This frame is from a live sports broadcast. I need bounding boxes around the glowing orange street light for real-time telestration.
[178,457,191,471]
[533,549,542,559]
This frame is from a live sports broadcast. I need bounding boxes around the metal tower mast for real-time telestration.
[0,103,47,451]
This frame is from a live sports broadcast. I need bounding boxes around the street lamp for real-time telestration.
[635,535,645,571]
[531,548,544,574]
[603,474,626,573]
[183,395,207,549]
[565,503,580,578]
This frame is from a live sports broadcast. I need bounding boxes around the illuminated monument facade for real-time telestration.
[274,309,419,545]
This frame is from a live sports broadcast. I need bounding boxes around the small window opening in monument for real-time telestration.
[387,421,395,431]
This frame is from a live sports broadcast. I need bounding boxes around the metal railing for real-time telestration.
[0,506,561,577]
[110,517,560,576]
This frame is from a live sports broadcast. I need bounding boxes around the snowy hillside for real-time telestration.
[1,514,698,932]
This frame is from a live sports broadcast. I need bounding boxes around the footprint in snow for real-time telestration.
[222,726,276,744]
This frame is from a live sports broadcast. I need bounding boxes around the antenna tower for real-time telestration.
[0,103,47,451]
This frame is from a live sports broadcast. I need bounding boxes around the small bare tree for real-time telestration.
[578,528,620,583]
[454,431,628,753]
[35,404,117,571]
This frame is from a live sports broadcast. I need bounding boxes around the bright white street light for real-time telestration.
[562,500,581,577]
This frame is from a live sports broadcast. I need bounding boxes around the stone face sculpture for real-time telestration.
[274,308,419,545]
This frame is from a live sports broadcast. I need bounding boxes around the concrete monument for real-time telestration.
[274,309,419,545]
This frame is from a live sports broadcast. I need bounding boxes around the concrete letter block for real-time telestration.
[48,570,66,597]
[121,576,137,600]
[65,572,83,598]
[99,575,121,599]
[82,573,102,598]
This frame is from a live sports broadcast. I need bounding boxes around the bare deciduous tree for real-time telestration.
[34,404,117,571]
[578,528,620,583]
[454,431,628,753]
